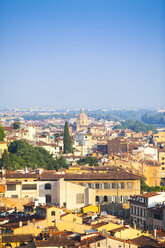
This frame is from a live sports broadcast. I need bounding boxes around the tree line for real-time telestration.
[0,140,68,171]
[113,119,157,133]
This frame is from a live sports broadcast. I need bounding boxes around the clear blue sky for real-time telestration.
[0,0,164,109]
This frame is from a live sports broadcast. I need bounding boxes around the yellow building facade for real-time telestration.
[0,141,8,158]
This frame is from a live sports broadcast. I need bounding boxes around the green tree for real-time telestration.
[63,122,73,154]
[113,119,157,133]
[0,124,5,141]
[6,140,69,171]
[1,149,11,170]
[78,157,99,167]
[12,122,21,129]
[57,156,69,169]
[45,162,54,170]
[140,180,165,193]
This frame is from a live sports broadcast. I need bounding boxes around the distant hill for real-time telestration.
[113,119,157,133]
[141,112,165,125]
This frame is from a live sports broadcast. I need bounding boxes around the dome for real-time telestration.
[78,108,88,121]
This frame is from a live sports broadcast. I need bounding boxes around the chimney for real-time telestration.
[154,229,157,239]
[34,199,39,207]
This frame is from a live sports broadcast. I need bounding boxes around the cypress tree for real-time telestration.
[0,124,5,141]
[63,122,73,154]
[1,149,10,170]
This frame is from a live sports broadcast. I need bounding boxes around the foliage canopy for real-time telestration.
[78,156,99,167]
[141,180,165,193]
[0,140,68,171]
[12,121,21,129]
[113,119,157,133]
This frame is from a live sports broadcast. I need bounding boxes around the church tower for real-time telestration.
[76,108,88,132]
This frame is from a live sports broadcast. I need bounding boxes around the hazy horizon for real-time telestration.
[0,0,165,109]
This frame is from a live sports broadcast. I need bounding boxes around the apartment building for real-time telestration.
[129,192,165,230]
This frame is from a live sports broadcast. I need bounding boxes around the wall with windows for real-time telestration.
[75,180,140,205]
[56,179,95,210]
[38,181,58,204]
[6,181,39,199]
[159,150,165,180]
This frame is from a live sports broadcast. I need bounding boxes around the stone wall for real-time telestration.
[1,196,33,211]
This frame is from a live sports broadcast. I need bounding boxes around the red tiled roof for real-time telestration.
[5,173,39,179]
[40,170,144,181]
[137,192,160,198]
[2,234,33,243]
[131,235,165,247]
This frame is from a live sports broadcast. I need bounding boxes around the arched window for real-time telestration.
[20,243,26,247]
[153,169,157,177]
[45,194,51,204]
[103,196,108,202]
[51,211,55,216]
[5,244,12,248]
[96,196,99,202]
[45,183,51,190]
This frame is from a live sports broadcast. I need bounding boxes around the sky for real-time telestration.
[0,0,165,110]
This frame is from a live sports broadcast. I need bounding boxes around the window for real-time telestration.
[5,244,12,247]
[103,196,108,202]
[45,183,51,190]
[153,169,157,177]
[45,194,51,204]
[95,184,99,189]
[51,211,55,216]
[22,184,37,190]
[20,243,26,246]
[97,243,100,247]
[76,193,84,204]
[121,182,125,189]
[104,183,110,189]
[11,195,18,198]
[112,183,117,189]
[7,184,16,191]
[162,163,165,165]
[128,182,133,189]
[96,196,99,202]
[162,167,165,170]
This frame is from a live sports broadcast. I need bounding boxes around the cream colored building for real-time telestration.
[5,170,142,212]
[153,131,165,145]
[0,141,8,158]
[158,149,165,181]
